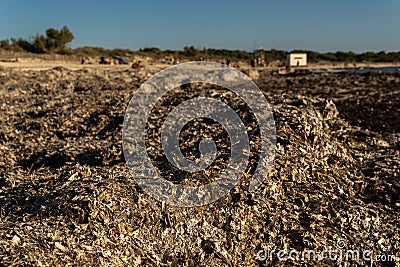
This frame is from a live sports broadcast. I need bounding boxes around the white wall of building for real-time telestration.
[286,53,307,67]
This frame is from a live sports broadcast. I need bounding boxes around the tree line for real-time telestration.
[1,27,400,63]
[0,26,74,54]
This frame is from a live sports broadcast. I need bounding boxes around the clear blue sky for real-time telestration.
[0,0,399,52]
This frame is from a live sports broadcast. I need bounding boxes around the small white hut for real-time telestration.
[286,53,307,67]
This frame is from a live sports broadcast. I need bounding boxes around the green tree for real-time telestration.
[10,37,33,52]
[0,39,11,50]
[183,46,197,57]
[32,34,47,53]
[44,26,74,53]
[58,26,74,49]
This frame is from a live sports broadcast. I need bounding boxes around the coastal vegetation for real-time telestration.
[1,26,400,63]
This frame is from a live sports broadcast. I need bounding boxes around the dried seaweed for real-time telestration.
[0,67,399,266]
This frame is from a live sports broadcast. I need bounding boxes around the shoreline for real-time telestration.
[0,58,400,72]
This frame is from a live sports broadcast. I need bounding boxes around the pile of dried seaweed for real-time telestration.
[0,67,399,266]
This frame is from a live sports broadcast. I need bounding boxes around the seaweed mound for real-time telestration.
[0,68,398,266]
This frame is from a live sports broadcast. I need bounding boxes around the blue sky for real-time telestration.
[0,0,399,52]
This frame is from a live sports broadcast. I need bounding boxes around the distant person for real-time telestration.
[132,60,144,69]
[251,59,256,68]
[226,58,231,66]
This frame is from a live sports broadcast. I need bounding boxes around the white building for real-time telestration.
[286,53,307,67]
